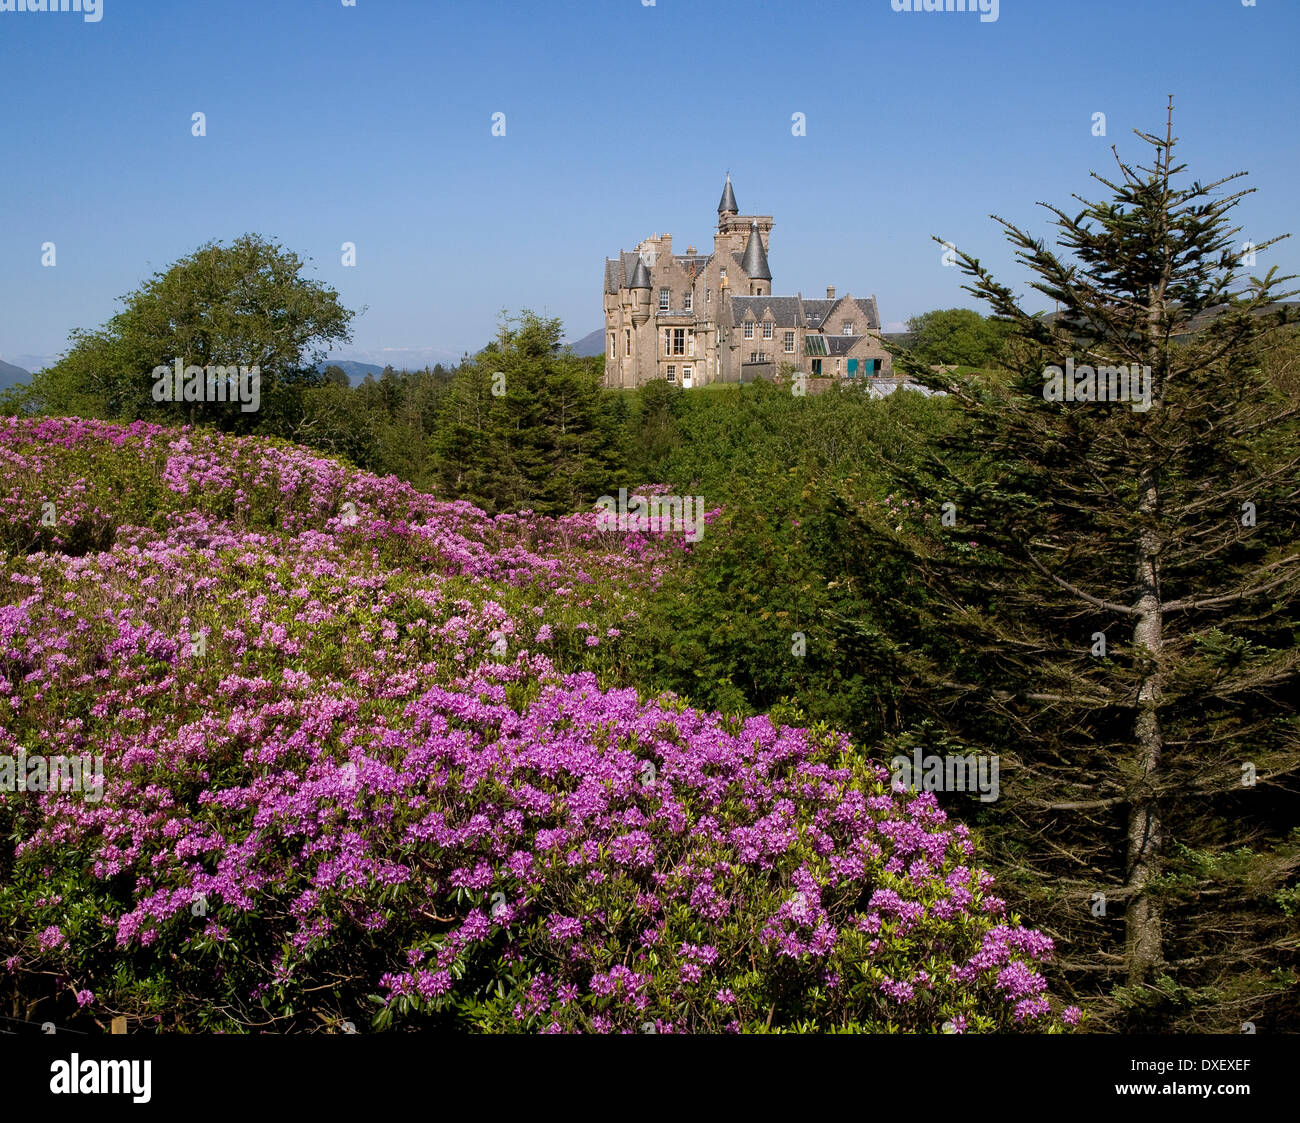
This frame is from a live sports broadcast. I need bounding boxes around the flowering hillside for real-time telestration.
[0,418,1078,1033]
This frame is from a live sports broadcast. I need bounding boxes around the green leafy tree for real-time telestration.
[28,234,354,433]
[905,307,1012,368]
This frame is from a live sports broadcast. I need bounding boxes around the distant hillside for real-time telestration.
[316,360,384,387]
[0,360,31,390]
[565,329,606,358]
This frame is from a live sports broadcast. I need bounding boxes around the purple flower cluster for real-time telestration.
[0,419,1074,1033]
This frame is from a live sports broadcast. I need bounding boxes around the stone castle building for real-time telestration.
[603,176,892,388]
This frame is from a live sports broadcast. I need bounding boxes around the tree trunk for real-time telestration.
[1126,468,1164,985]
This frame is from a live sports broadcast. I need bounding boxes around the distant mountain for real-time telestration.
[7,354,57,375]
[565,329,606,358]
[316,360,385,387]
[0,359,32,390]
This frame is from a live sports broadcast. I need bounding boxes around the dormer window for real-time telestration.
[659,288,670,311]
[762,321,774,339]
[684,291,693,311]
[744,322,754,339]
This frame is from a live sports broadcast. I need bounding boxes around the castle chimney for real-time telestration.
[826,285,836,300]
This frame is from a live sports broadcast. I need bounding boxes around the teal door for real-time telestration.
[847,359,858,377]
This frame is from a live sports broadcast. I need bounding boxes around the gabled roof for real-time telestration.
[801,299,837,329]
[605,251,646,294]
[740,222,771,281]
[729,295,803,327]
[821,295,882,331]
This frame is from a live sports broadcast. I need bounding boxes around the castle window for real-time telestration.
[744,322,754,340]
[666,365,676,383]
[763,321,774,339]
[706,288,711,304]
[609,333,615,358]
[688,332,696,357]
[784,331,795,353]
[842,321,854,335]
[659,288,670,311]
[672,328,686,356]
[720,268,727,284]
[684,291,693,311]
[625,330,631,357]
[664,329,672,355]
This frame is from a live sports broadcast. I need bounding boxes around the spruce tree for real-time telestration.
[852,99,1300,1030]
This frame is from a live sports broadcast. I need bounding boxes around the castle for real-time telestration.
[603,176,892,389]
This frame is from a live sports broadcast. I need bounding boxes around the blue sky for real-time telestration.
[2,0,1297,372]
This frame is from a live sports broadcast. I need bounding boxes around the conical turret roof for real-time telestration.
[740,221,771,281]
[717,174,738,214]
[629,255,652,289]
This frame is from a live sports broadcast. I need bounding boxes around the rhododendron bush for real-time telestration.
[0,418,1078,1032]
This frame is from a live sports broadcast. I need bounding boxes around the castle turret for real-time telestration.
[741,221,771,293]
[628,255,652,324]
[718,173,738,220]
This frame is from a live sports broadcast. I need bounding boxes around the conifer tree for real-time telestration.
[852,99,1300,1030]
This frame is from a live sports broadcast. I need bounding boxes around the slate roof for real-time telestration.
[607,249,719,293]
[605,251,646,294]
[729,296,804,327]
[628,256,651,289]
[807,334,885,358]
[741,222,771,280]
[718,174,738,214]
[799,296,883,331]
[801,299,836,329]
[826,335,864,356]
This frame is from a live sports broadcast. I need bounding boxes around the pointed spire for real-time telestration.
[717,173,738,215]
[629,255,651,289]
[741,221,771,281]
